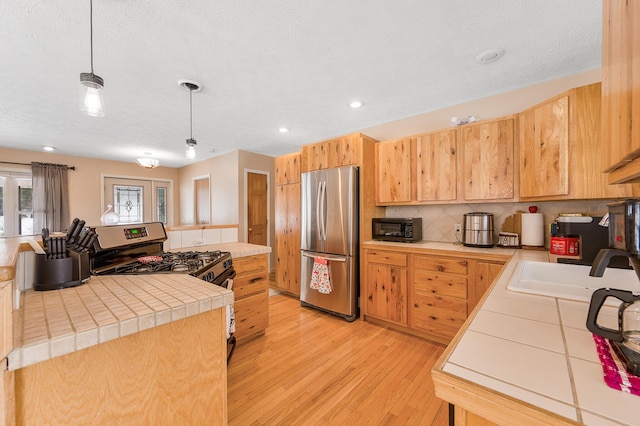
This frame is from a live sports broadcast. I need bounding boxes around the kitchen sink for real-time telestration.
[506,260,639,302]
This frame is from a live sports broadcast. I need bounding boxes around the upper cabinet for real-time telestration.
[275,152,301,185]
[519,83,633,200]
[375,129,457,205]
[460,117,516,201]
[375,119,517,206]
[301,134,361,172]
[602,0,640,184]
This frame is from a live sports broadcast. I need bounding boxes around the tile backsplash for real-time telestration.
[385,200,615,247]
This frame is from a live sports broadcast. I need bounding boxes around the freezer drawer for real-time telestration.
[300,251,358,321]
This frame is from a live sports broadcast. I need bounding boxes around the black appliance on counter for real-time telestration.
[556,216,630,269]
[372,217,422,243]
[89,222,237,361]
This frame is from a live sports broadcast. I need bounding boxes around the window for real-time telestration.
[113,185,144,224]
[0,171,33,237]
[156,187,167,224]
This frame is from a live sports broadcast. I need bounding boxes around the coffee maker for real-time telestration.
[587,200,640,375]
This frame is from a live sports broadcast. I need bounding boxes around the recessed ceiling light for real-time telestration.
[279,127,290,133]
[348,100,364,109]
[43,146,55,152]
[474,48,505,64]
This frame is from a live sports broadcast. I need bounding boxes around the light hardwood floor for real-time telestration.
[227,293,449,425]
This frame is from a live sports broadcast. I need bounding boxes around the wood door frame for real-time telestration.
[243,168,270,266]
[192,174,211,225]
[100,173,174,226]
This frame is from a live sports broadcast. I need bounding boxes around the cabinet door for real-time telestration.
[375,139,412,204]
[274,184,300,295]
[602,0,640,173]
[234,291,269,342]
[365,260,407,325]
[329,135,360,168]
[519,96,569,198]
[469,261,504,313]
[275,152,301,185]
[415,130,457,201]
[462,119,515,201]
[302,141,330,172]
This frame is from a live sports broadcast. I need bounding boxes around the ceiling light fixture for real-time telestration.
[179,79,202,160]
[348,100,364,109]
[474,48,505,65]
[450,116,478,126]
[43,146,55,152]
[136,153,160,169]
[79,0,105,117]
[279,127,290,133]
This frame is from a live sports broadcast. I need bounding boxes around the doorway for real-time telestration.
[246,171,268,246]
[103,176,172,225]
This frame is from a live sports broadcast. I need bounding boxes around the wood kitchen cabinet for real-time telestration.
[364,249,408,325]
[0,281,12,360]
[275,152,301,185]
[232,254,269,342]
[375,119,517,206]
[375,129,457,205]
[301,133,364,172]
[364,243,507,344]
[519,82,633,200]
[274,181,301,296]
[601,0,640,184]
[460,117,516,201]
[410,255,468,344]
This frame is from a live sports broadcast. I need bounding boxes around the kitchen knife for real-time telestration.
[69,220,85,244]
[82,232,98,252]
[61,238,67,258]
[76,231,91,251]
[66,218,80,242]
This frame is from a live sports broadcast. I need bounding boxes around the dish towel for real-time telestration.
[593,334,640,396]
[310,257,332,294]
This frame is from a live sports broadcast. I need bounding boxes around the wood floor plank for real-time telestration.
[228,293,449,425]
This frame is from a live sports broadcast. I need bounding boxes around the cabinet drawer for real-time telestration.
[413,270,467,299]
[366,250,407,267]
[234,291,269,341]
[414,255,467,275]
[411,294,467,339]
[233,254,268,276]
[234,270,268,299]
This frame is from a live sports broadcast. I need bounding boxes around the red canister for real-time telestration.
[550,235,580,256]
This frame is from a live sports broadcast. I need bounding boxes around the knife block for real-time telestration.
[34,250,90,291]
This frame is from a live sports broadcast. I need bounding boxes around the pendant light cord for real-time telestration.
[189,87,193,139]
[89,0,94,74]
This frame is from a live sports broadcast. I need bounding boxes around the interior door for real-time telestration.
[247,172,268,245]
[104,177,152,223]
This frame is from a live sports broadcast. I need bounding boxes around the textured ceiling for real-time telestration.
[1,0,601,168]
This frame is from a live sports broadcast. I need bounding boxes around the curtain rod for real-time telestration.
[0,161,75,170]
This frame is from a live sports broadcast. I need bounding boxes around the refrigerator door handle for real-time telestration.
[320,180,327,241]
[316,180,322,242]
[302,251,347,262]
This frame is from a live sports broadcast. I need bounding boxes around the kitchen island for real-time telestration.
[0,237,233,425]
[432,249,638,425]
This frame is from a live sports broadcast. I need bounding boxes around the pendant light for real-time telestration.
[79,0,105,117]
[179,79,201,160]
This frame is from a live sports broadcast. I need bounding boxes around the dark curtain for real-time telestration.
[32,162,70,232]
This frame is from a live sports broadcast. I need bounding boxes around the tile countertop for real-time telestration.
[433,248,639,426]
[8,273,233,371]
[167,242,271,258]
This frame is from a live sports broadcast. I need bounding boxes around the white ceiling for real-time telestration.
[1,0,601,168]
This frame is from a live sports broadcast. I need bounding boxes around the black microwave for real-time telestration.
[372,218,422,243]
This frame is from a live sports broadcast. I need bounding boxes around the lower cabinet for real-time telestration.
[232,254,269,343]
[410,255,469,344]
[364,250,408,325]
[363,246,506,344]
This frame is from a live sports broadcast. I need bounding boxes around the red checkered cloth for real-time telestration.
[593,334,640,396]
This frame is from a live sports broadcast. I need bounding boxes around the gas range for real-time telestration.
[89,223,235,286]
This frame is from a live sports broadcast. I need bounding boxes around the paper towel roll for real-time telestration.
[521,213,544,246]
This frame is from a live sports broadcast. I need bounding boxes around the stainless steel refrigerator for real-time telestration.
[300,165,358,321]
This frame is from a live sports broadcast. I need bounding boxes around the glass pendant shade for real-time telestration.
[80,73,105,117]
[186,138,197,160]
